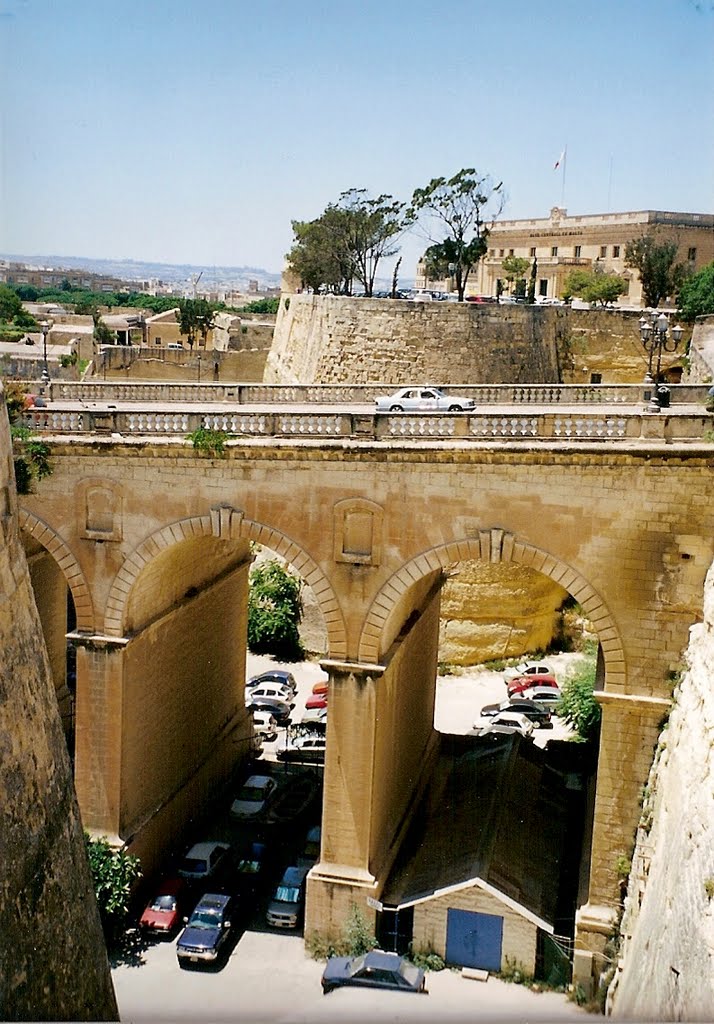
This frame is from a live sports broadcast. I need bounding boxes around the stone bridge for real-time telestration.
[19,411,714,961]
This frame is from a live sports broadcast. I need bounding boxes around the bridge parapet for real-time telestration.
[40,380,713,406]
[21,405,714,442]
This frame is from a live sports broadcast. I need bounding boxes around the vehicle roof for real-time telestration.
[361,950,403,968]
[243,774,274,789]
[524,686,562,696]
[280,865,310,885]
[185,840,228,857]
[249,670,295,684]
[195,892,232,910]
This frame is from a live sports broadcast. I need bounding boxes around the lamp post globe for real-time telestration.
[638,312,683,412]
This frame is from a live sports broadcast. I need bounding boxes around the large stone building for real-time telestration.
[417,208,714,306]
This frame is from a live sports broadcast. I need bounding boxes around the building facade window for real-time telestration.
[499,249,505,257]
[590,372,603,384]
[612,245,620,257]
[530,247,536,257]
[688,247,697,261]
[574,245,582,257]
[539,279,548,296]
[508,249,514,256]
[600,246,607,258]
[551,246,558,257]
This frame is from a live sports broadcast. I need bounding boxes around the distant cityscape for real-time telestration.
[0,253,283,300]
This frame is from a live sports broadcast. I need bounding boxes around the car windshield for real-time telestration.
[274,885,300,903]
[187,910,220,929]
[236,858,260,874]
[348,955,368,976]
[150,895,177,912]
[236,785,264,802]
[181,858,207,874]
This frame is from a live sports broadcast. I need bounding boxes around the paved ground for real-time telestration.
[111,925,590,1023]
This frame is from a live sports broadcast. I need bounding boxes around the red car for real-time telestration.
[139,876,190,937]
[507,673,558,698]
[311,680,329,696]
[305,693,328,710]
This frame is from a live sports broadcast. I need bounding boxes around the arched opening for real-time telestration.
[312,533,622,978]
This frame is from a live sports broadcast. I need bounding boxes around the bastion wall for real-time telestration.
[265,295,688,386]
[0,390,118,1020]
[607,560,714,1020]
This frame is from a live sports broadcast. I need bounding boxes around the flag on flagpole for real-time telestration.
[554,148,566,170]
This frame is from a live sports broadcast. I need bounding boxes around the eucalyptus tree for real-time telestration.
[410,168,505,301]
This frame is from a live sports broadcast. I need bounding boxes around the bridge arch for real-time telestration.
[103,505,348,658]
[358,528,625,687]
[18,508,95,631]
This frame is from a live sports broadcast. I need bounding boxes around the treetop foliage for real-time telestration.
[84,833,141,946]
[562,267,627,306]
[624,234,686,308]
[247,559,304,661]
[175,297,215,348]
[677,261,714,321]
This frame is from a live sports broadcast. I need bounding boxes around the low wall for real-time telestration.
[265,295,691,386]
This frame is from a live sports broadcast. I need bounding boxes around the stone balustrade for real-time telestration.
[39,380,713,406]
[21,405,713,442]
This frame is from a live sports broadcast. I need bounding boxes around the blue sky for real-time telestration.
[1,0,713,278]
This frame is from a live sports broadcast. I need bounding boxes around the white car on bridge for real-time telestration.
[375,387,476,413]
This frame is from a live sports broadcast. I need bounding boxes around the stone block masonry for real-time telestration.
[0,391,118,1020]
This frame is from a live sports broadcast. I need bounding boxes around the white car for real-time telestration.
[520,685,562,707]
[177,841,231,880]
[374,386,476,413]
[277,733,327,763]
[230,774,278,819]
[246,682,294,706]
[470,711,535,738]
[503,662,551,683]
[301,705,327,728]
[253,710,278,740]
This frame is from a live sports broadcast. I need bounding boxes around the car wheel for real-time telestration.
[448,404,463,411]
[390,405,403,412]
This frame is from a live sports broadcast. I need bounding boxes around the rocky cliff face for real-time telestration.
[0,393,118,1020]
[607,560,714,1020]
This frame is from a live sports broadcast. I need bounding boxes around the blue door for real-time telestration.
[445,908,503,971]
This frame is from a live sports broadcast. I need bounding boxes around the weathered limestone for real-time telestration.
[266,295,690,387]
[0,396,118,1020]
[606,559,714,1020]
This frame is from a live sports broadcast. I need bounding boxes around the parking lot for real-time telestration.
[111,652,586,1022]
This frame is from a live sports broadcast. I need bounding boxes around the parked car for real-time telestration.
[503,662,552,682]
[305,692,328,711]
[265,772,319,824]
[301,705,327,729]
[247,695,292,725]
[520,685,563,707]
[277,732,327,764]
[297,825,322,868]
[507,672,559,697]
[266,865,310,929]
[465,294,498,304]
[230,774,278,819]
[479,698,552,728]
[232,841,268,895]
[247,670,297,698]
[252,709,278,740]
[176,893,237,967]
[246,682,294,706]
[471,710,535,738]
[374,386,476,413]
[177,841,232,882]
[321,950,427,995]
[311,679,329,696]
[138,876,190,937]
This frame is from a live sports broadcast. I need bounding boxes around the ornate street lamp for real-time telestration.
[638,312,683,412]
[40,320,53,386]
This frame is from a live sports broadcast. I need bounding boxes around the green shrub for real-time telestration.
[305,902,376,960]
[498,956,533,985]
[557,660,601,742]
[84,833,141,946]
[10,425,52,495]
[248,559,304,660]
[407,947,445,971]
[186,426,230,456]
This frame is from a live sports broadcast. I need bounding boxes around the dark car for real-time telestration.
[321,950,427,995]
[176,893,237,967]
[138,876,190,937]
[480,697,552,728]
[247,670,297,698]
[247,695,292,725]
[232,841,268,896]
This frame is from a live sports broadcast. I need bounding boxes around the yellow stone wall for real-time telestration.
[413,884,538,972]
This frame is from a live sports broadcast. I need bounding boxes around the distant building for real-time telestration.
[416,208,714,306]
[0,260,144,294]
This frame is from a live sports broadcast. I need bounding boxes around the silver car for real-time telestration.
[375,386,475,413]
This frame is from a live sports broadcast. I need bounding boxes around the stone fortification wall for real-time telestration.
[264,295,688,386]
[684,313,714,383]
[0,392,118,1020]
[607,559,714,1020]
